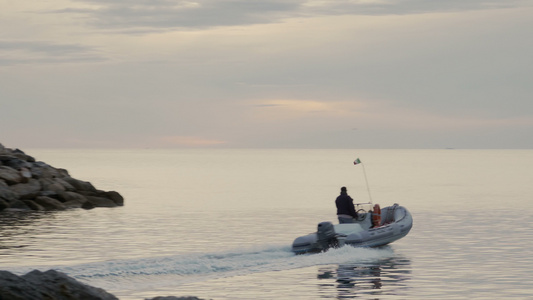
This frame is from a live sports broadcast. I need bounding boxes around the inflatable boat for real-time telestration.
[291,203,413,254]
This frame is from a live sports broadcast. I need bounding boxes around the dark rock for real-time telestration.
[30,162,62,179]
[57,192,88,208]
[57,168,70,177]
[108,191,124,206]
[57,191,88,203]
[0,186,19,202]
[0,269,118,300]
[34,196,66,210]
[63,177,97,192]
[0,145,124,211]
[0,155,32,170]
[63,199,85,208]
[55,177,76,191]
[40,178,66,193]
[19,167,32,183]
[6,199,31,210]
[39,190,60,199]
[78,190,98,197]
[98,191,124,206]
[23,200,45,211]
[82,200,96,210]
[9,178,42,199]
[0,270,44,299]
[85,196,117,208]
[14,153,35,163]
[0,166,23,185]
[0,199,9,211]
[147,297,207,300]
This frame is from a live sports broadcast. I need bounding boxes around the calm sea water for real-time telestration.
[1,149,532,299]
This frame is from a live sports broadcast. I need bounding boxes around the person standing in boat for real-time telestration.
[336,186,358,223]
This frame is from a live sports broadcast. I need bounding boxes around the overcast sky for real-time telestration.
[1,0,532,149]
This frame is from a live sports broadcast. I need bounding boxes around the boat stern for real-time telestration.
[291,233,319,254]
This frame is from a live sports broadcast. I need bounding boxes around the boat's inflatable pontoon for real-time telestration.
[291,203,413,254]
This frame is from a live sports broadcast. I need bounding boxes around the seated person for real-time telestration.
[335,186,358,223]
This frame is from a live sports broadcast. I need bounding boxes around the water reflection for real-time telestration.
[0,210,58,255]
[317,254,411,298]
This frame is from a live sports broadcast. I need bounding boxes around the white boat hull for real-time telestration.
[292,204,413,254]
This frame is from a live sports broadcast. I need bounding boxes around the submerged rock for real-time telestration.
[0,144,124,212]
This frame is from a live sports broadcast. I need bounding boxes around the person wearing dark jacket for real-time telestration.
[335,186,358,223]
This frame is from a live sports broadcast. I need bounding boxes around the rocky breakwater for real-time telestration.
[0,143,123,212]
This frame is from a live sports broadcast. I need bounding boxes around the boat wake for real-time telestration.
[7,244,396,293]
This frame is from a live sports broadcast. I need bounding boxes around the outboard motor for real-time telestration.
[317,221,338,251]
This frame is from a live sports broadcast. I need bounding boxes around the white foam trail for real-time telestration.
[5,244,395,292]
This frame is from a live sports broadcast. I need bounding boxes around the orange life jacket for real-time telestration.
[372,204,381,227]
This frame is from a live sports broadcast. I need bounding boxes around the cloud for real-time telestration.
[54,0,301,31]
[0,40,105,65]
[52,0,532,32]
[251,99,363,119]
[304,0,532,15]
[2,1,532,149]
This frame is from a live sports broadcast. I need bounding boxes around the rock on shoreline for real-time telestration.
[0,269,118,300]
[0,143,123,212]
[0,270,206,300]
